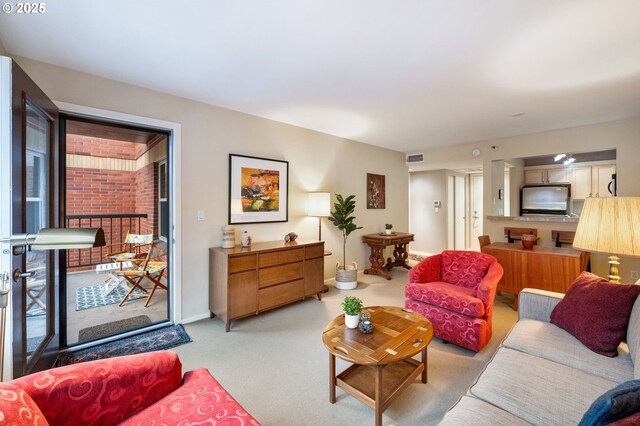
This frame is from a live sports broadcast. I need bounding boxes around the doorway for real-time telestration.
[60,116,171,347]
[470,173,483,251]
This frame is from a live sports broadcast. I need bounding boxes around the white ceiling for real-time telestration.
[2,0,640,153]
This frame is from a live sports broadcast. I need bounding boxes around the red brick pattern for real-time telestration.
[66,135,163,270]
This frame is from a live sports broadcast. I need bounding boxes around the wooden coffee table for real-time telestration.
[322,306,433,426]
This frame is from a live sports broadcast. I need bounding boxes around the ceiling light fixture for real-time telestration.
[563,155,576,166]
[554,154,567,162]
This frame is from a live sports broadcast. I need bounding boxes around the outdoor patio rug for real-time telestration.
[75,283,145,311]
[56,324,191,366]
[78,315,152,342]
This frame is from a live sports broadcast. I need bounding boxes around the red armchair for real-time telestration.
[405,250,503,352]
[0,350,259,426]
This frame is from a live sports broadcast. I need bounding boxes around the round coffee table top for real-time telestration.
[322,306,433,365]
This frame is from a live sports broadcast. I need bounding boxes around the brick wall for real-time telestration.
[66,134,162,270]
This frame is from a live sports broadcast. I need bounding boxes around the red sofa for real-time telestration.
[0,350,260,426]
[405,250,503,352]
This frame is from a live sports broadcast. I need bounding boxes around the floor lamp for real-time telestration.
[573,197,640,283]
[307,192,331,241]
[0,228,106,381]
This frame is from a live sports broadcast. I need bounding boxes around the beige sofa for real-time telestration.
[439,288,640,425]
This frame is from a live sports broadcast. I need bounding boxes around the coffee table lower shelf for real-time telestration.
[336,358,424,413]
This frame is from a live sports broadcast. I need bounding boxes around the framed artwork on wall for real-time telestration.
[367,173,385,209]
[229,154,289,224]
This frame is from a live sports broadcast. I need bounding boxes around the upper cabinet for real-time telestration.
[524,162,616,200]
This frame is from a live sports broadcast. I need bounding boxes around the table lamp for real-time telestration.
[572,197,640,283]
[307,192,331,241]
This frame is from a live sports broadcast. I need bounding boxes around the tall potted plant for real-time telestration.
[328,194,362,290]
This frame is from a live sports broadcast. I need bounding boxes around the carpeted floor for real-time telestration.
[173,266,518,426]
[58,324,191,365]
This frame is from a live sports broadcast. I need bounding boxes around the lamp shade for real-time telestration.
[573,197,640,257]
[307,192,331,217]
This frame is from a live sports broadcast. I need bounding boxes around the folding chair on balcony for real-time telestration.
[97,233,154,297]
[117,261,168,307]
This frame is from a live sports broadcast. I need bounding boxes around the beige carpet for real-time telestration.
[173,266,518,426]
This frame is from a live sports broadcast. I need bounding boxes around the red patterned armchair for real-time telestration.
[405,250,503,352]
[0,350,259,426]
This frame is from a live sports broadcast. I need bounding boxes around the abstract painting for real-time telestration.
[229,154,289,224]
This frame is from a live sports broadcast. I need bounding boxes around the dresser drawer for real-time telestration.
[259,262,303,288]
[229,254,257,274]
[305,243,324,259]
[259,247,304,268]
[259,279,304,311]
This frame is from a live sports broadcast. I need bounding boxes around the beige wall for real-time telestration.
[12,56,409,322]
[418,117,640,282]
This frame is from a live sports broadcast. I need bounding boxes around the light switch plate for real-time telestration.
[197,210,205,221]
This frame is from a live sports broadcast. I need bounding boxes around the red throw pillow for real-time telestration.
[550,271,640,357]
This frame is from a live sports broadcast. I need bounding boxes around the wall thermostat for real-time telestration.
[433,200,441,207]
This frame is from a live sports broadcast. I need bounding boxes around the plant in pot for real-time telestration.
[385,223,393,235]
[328,194,363,290]
[341,296,363,329]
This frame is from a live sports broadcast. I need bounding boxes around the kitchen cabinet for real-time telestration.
[523,162,616,200]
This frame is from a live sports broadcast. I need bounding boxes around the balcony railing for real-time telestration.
[65,213,148,269]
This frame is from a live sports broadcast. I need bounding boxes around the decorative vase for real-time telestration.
[345,313,360,329]
[240,231,252,247]
[521,234,536,250]
[222,225,235,248]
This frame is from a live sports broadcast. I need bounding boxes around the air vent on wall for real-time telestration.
[406,153,424,164]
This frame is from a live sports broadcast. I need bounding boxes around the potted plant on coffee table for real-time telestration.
[328,194,363,290]
[341,295,363,329]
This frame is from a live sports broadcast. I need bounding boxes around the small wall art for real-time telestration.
[229,154,289,224]
[366,173,385,209]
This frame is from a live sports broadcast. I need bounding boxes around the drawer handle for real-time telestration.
[412,339,423,347]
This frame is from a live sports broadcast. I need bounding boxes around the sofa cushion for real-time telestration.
[503,319,634,383]
[579,380,640,426]
[441,250,494,290]
[12,350,183,426]
[625,295,640,377]
[405,281,485,317]
[470,347,617,425]
[550,271,640,357]
[0,383,49,426]
[122,368,260,426]
[439,395,532,426]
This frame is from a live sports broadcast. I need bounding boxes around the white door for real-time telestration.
[470,174,483,251]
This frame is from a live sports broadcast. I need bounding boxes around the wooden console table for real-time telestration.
[209,240,325,331]
[361,232,414,280]
[481,242,589,310]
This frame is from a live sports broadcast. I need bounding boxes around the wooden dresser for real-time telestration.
[481,242,590,310]
[209,240,325,331]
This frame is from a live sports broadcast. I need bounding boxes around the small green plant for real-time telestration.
[385,223,393,230]
[341,296,363,315]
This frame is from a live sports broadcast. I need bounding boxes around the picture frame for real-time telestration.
[366,173,386,209]
[229,154,289,224]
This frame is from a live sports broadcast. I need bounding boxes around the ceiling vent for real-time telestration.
[406,153,424,165]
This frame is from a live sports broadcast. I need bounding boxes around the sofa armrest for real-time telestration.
[476,262,504,308]
[12,350,182,426]
[518,288,564,322]
[121,368,260,426]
